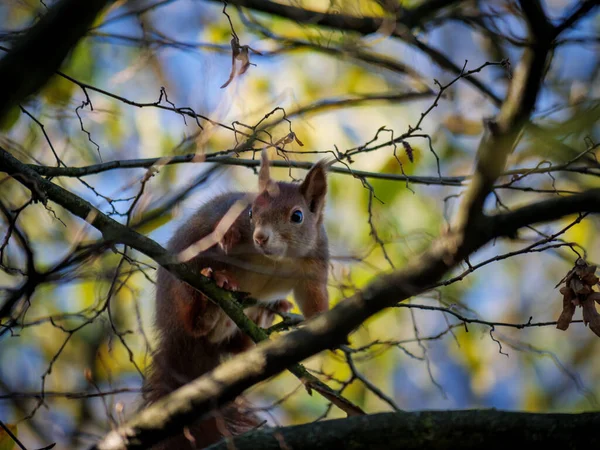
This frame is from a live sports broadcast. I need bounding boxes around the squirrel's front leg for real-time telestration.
[293,272,329,319]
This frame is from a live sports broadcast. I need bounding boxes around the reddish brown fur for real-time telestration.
[143,154,329,449]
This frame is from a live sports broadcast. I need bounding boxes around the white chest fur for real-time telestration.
[230,254,301,302]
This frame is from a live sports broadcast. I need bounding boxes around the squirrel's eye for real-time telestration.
[248,209,253,219]
[290,209,303,224]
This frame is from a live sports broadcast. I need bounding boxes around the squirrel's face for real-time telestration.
[249,153,328,260]
[249,184,320,260]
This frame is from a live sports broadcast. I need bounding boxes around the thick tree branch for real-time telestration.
[203,410,600,450]
[456,4,552,230]
[0,0,113,120]
[490,188,600,233]
[518,0,553,36]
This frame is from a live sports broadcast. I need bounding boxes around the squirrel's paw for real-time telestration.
[199,267,240,341]
[219,224,242,254]
[271,299,294,314]
[245,300,294,329]
[245,305,273,329]
[200,267,239,292]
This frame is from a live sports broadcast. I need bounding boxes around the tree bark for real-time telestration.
[205,410,600,450]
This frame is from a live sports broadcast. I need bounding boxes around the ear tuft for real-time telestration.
[300,159,328,214]
[258,149,271,192]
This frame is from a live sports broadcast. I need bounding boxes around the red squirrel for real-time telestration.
[143,151,329,449]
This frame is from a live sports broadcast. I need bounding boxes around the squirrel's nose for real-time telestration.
[254,231,269,246]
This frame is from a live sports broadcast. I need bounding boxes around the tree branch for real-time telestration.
[202,410,600,450]
[0,0,113,120]
[456,3,552,230]
[518,0,553,37]
[26,154,465,186]
[24,152,600,189]
[553,0,599,36]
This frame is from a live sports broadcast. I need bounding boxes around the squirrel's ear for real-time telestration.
[258,149,271,192]
[300,160,328,214]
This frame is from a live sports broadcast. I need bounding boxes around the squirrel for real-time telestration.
[142,150,330,449]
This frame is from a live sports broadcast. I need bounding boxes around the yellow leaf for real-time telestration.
[133,210,173,235]
[0,423,18,450]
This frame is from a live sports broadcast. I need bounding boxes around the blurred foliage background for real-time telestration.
[0,0,599,448]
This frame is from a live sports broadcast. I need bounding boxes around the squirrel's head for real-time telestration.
[249,150,328,260]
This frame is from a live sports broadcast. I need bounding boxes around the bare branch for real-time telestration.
[553,0,599,36]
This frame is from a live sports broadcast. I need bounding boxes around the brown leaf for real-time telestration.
[570,278,591,295]
[221,37,240,89]
[220,64,237,89]
[581,299,600,337]
[556,294,576,331]
[581,273,599,285]
[590,292,600,305]
[237,47,251,76]
[559,286,575,299]
[573,260,597,279]
[402,140,414,162]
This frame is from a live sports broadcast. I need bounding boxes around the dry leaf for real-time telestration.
[556,260,600,338]
[220,35,262,89]
[556,293,576,330]
[582,299,600,337]
[591,292,600,305]
[402,141,414,162]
